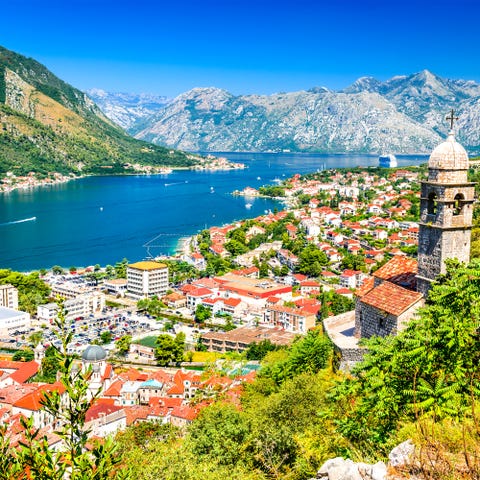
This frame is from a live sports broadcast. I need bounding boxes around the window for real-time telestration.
[453,193,464,216]
[427,192,437,215]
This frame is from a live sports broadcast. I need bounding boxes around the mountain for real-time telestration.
[131,86,440,154]
[131,70,480,154]
[0,46,201,179]
[85,89,169,130]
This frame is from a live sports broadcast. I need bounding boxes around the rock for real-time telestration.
[371,461,387,480]
[317,457,364,480]
[388,439,415,468]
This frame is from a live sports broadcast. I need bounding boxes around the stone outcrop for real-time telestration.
[311,440,415,480]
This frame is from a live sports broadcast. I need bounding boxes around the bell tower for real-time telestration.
[416,111,476,296]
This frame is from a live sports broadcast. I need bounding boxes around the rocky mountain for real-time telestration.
[0,46,200,178]
[131,70,480,154]
[85,89,169,130]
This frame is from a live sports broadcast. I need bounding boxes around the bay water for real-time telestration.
[0,152,426,271]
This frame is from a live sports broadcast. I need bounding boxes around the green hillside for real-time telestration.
[0,45,201,177]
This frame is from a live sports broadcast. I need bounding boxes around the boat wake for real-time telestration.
[0,216,37,227]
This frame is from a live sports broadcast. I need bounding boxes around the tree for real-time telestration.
[28,330,43,347]
[100,330,113,344]
[195,304,212,323]
[246,339,279,360]
[259,261,269,278]
[187,402,249,466]
[155,333,185,366]
[297,244,328,276]
[12,349,34,362]
[116,335,132,355]
[52,265,64,275]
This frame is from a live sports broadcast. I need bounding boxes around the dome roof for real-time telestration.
[428,131,469,170]
[82,345,107,362]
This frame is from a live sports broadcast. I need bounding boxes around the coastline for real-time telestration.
[0,162,246,195]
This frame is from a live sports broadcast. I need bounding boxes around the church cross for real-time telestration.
[446,109,459,130]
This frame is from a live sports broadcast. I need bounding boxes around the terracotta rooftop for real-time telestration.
[373,256,418,290]
[360,282,423,316]
[355,277,375,298]
[13,383,66,411]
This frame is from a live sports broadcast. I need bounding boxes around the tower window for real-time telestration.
[453,193,464,216]
[427,192,437,215]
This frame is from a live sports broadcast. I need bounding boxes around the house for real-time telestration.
[299,280,321,296]
[340,270,364,289]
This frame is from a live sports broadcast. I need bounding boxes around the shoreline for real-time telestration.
[0,163,246,195]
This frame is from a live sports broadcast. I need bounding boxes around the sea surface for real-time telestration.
[0,152,427,271]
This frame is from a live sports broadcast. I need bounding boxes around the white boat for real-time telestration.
[210,186,215,193]
[245,203,252,209]
[379,154,398,168]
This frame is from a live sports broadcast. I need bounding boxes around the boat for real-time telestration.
[379,154,398,168]
[245,203,252,209]
[210,186,215,193]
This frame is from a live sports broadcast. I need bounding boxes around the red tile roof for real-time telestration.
[355,277,375,298]
[86,402,124,422]
[373,256,418,290]
[13,383,66,411]
[360,282,423,316]
[8,361,40,384]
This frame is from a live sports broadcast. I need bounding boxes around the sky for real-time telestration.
[1,0,479,98]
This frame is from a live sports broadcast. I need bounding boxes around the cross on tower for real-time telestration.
[446,109,459,130]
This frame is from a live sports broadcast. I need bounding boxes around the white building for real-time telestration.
[0,284,18,310]
[37,292,105,322]
[0,306,30,336]
[126,261,169,299]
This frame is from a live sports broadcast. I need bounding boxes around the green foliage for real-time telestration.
[154,333,185,366]
[297,244,328,276]
[100,330,113,344]
[187,403,250,466]
[260,329,332,386]
[258,185,285,197]
[12,349,34,361]
[0,269,50,314]
[137,296,166,317]
[245,339,281,361]
[115,334,132,355]
[195,304,212,322]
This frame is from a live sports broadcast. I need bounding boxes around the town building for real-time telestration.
[0,285,18,310]
[126,261,169,299]
[0,307,31,337]
[201,326,297,353]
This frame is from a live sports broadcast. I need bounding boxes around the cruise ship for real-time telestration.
[378,154,398,168]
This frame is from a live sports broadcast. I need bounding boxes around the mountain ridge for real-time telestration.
[104,69,480,154]
[0,45,203,179]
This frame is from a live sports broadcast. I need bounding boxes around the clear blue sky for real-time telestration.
[1,0,478,97]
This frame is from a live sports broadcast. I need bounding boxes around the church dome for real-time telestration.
[82,345,107,362]
[428,131,469,170]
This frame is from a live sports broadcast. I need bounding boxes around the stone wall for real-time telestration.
[355,299,423,339]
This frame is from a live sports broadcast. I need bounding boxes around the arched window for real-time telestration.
[453,193,464,216]
[427,192,437,215]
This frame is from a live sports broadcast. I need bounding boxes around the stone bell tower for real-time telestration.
[416,112,476,296]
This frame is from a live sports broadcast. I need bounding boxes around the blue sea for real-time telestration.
[0,152,427,271]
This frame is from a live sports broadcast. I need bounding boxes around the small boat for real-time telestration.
[379,154,398,168]
[245,203,252,209]
[256,176,261,180]
[210,186,215,193]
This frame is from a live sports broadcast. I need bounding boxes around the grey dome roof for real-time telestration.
[428,131,469,170]
[82,345,107,362]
